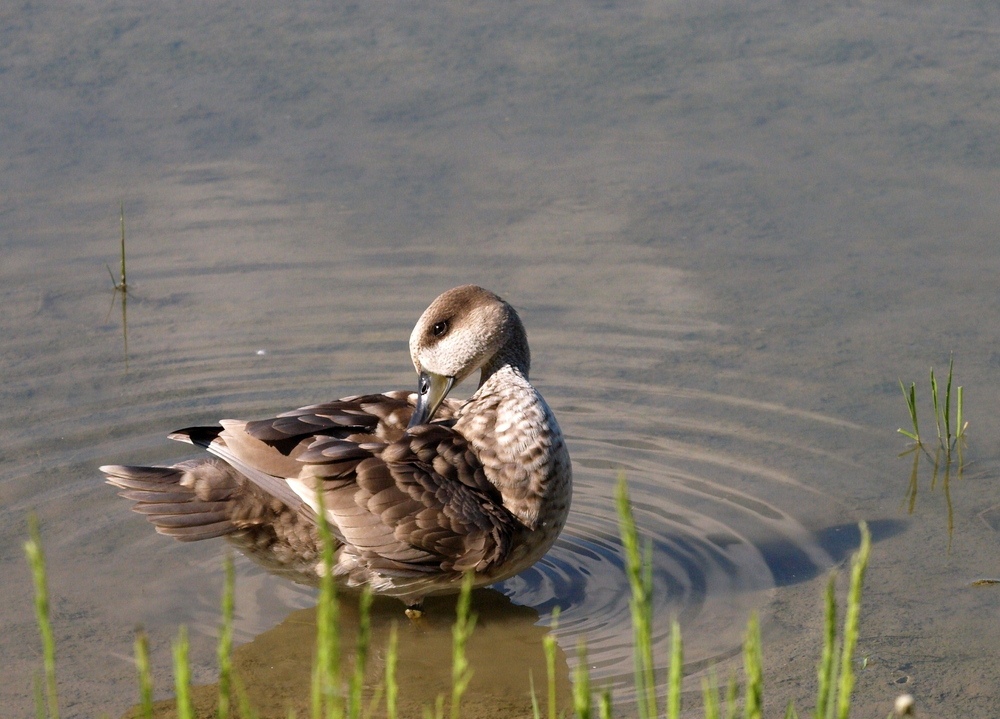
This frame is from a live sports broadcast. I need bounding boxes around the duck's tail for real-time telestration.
[101,459,245,542]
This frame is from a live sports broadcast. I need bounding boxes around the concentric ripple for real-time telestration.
[493,376,863,698]
[0,258,871,715]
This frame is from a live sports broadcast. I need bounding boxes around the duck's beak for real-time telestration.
[408,370,455,428]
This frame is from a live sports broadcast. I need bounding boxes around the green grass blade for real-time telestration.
[897,380,919,443]
[944,355,954,444]
[743,613,762,719]
[667,618,682,719]
[616,474,657,719]
[528,671,541,719]
[930,368,942,442]
[24,515,59,719]
[701,669,720,719]
[956,385,964,440]
[450,573,476,719]
[34,671,45,719]
[134,629,154,719]
[350,588,373,719]
[544,608,559,719]
[119,200,127,289]
[598,689,612,719]
[783,699,798,719]
[572,638,591,719]
[312,488,341,719]
[836,523,871,719]
[724,672,739,719]
[815,574,837,719]
[218,556,235,719]
[173,625,194,719]
[386,623,399,719]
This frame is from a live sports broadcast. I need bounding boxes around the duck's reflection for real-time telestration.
[125,589,572,719]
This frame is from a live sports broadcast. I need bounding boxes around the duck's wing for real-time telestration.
[241,391,464,442]
[167,392,466,523]
[242,392,409,442]
[296,423,520,577]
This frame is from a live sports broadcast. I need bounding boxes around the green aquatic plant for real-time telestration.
[385,623,399,719]
[173,625,194,719]
[897,355,968,453]
[106,201,130,369]
[448,573,476,719]
[542,607,560,719]
[107,201,129,293]
[896,380,919,444]
[898,357,968,549]
[616,477,659,719]
[24,515,59,719]
[312,488,342,719]
[218,556,236,719]
[26,478,884,719]
[133,629,154,719]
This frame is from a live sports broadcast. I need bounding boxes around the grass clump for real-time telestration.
[26,477,885,719]
[897,357,970,546]
[897,355,968,454]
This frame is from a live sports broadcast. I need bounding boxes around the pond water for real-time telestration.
[3,0,1000,716]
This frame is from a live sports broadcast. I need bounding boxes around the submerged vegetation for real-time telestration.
[26,477,887,719]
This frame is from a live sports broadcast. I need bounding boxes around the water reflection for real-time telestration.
[124,590,572,719]
[899,445,966,551]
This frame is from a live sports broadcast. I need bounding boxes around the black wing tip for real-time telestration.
[168,426,223,447]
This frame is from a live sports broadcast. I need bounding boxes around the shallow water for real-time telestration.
[3,0,1000,716]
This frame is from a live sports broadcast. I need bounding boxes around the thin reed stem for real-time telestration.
[616,474,657,719]
[598,689,613,719]
[218,556,235,719]
[572,638,591,719]
[24,515,59,719]
[134,629,154,719]
[701,670,720,719]
[349,588,373,719]
[450,574,476,719]
[543,608,559,719]
[944,356,954,445]
[385,623,398,719]
[743,613,763,719]
[312,489,341,719]
[836,523,871,719]
[930,368,942,442]
[815,575,838,719]
[173,626,194,719]
[667,618,682,719]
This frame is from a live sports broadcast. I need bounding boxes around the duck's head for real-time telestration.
[408,285,529,427]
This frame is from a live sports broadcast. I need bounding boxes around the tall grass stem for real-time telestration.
[616,474,657,719]
[217,556,235,719]
[836,522,871,719]
[25,515,59,719]
[134,630,154,719]
[450,573,476,719]
[172,625,194,719]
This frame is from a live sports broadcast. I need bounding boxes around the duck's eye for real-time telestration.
[432,320,448,337]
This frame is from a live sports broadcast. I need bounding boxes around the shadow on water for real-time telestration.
[765,518,906,587]
[122,589,572,719]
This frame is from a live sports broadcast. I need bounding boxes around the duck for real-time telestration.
[102,285,572,615]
